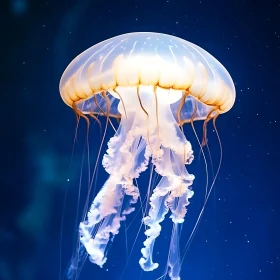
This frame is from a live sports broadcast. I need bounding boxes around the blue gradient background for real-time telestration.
[1,0,279,280]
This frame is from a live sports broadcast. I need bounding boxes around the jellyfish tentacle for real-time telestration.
[138,98,195,280]
[79,113,151,267]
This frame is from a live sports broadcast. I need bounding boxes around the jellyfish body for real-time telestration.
[59,32,235,280]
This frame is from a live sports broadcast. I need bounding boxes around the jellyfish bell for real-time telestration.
[59,32,235,280]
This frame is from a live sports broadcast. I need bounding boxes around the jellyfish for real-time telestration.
[59,32,235,280]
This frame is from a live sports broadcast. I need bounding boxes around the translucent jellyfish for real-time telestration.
[59,32,235,280]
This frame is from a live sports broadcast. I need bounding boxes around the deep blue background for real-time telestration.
[1,0,280,280]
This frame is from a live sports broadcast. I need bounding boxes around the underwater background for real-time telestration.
[1,0,280,279]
